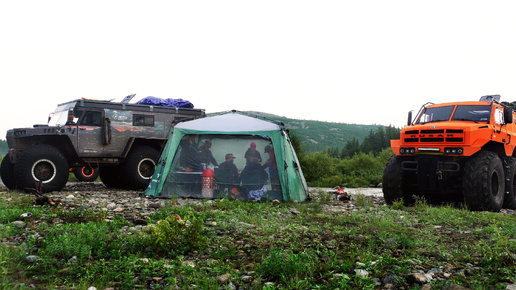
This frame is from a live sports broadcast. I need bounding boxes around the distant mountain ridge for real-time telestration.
[245,111,384,152]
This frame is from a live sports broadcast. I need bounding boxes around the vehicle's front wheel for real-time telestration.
[120,146,159,190]
[14,145,69,193]
[73,166,99,182]
[502,156,516,209]
[0,154,17,190]
[382,155,414,205]
[463,151,505,212]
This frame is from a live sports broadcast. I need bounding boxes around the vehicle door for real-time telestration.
[77,109,106,157]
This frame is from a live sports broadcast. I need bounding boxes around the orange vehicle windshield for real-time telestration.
[415,104,492,124]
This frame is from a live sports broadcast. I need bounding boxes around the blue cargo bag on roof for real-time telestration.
[136,97,194,108]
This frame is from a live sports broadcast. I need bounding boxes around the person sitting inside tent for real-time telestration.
[178,134,202,193]
[179,134,202,171]
[215,153,240,193]
[244,142,262,164]
[263,145,280,191]
[199,139,218,167]
[239,159,269,200]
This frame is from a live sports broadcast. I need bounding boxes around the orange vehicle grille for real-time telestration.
[403,129,464,143]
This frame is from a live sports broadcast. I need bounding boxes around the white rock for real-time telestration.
[26,255,40,263]
[113,207,124,212]
[182,260,196,268]
[69,256,78,263]
[354,269,369,277]
[216,273,231,283]
[11,221,26,228]
[20,212,32,218]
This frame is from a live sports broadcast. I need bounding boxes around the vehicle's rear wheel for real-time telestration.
[99,166,124,188]
[14,145,69,193]
[463,151,505,212]
[120,146,159,190]
[502,157,516,209]
[0,154,17,190]
[73,166,99,182]
[382,155,414,205]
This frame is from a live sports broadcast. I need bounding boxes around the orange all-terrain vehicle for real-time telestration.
[383,95,516,212]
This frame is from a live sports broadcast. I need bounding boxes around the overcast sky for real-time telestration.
[1,0,516,140]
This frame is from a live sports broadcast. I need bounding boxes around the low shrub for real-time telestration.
[142,214,209,256]
[302,149,392,188]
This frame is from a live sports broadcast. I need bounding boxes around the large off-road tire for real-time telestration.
[0,154,17,190]
[502,157,516,209]
[120,145,159,190]
[14,145,69,193]
[382,155,414,205]
[73,166,99,182]
[463,151,505,212]
[99,166,124,188]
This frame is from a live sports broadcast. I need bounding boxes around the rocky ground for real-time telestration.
[0,181,387,227]
[1,181,515,289]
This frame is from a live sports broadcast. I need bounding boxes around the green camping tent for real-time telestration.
[145,112,308,202]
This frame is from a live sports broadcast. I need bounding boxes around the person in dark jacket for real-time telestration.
[179,134,201,171]
[199,139,218,167]
[216,153,239,186]
[240,160,268,192]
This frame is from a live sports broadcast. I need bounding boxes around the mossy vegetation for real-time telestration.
[0,190,514,289]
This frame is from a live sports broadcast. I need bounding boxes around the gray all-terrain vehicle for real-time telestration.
[0,97,205,192]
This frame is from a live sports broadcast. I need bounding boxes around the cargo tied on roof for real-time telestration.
[136,97,194,109]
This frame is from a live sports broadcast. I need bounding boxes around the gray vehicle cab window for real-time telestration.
[81,111,102,126]
[133,114,155,126]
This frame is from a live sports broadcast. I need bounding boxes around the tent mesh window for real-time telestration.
[162,134,283,201]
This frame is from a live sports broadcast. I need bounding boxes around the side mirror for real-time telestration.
[407,111,413,126]
[505,108,513,124]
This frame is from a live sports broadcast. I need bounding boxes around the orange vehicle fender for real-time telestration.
[390,139,401,155]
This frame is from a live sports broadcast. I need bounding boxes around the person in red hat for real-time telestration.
[244,141,262,164]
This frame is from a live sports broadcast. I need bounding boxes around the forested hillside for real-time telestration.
[248,112,398,152]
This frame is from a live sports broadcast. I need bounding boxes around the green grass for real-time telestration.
[0,190,515,289]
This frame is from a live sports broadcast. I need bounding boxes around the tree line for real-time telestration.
[322,125,400,159]
[289,126,401,188]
